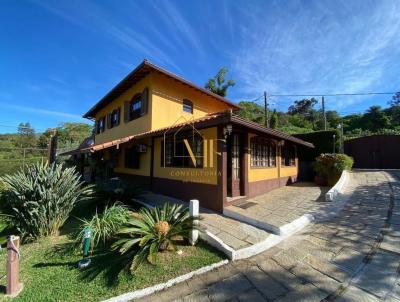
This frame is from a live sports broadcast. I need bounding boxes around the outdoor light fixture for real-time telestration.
[223,124,233,139]
[333,134,336,155]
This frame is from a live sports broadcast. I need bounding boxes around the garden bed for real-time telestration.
[0,234,224,302]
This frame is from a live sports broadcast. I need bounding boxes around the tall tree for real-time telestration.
[389,92,400,107]
[270,109,278,129]
[287,98,318,115]
[15,122,36,148]
[205,67,235,97]
[362,106,390,132]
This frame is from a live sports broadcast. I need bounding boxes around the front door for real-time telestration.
[227,133,243,197]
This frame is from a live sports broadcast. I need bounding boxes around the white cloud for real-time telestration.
[0,103,84,120]
[232,0,400,111]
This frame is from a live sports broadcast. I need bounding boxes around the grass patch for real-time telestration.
[0,235,224,302]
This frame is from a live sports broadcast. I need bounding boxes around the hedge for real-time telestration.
[294,130,340,161]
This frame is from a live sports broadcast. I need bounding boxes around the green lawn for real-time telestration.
[0,235,224,302]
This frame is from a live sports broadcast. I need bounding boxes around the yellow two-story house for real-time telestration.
[73,60,313,212]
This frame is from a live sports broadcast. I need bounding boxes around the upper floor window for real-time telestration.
[161,132,203,168]
[250,137,276,167]
[124,87,149,122]
[183,99,193,114]
[130,94,142,121]
[96,116,106,134]
[281,144,296,166]
[108,108,120,129]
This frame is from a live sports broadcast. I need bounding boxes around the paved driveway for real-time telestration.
[141,170,400,302]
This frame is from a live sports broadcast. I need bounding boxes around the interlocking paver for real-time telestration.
[142,171,400,302]
[244,266,288,300]
[335,285,380,302]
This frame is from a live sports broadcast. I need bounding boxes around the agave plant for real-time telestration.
[76,203,131,248]
[0,161,93,240]
[112,203,201,271]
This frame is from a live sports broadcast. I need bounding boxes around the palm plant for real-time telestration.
[112,203,201,271]
[0,161,93,240]
[205,67,235,97]
[75,203,131,248]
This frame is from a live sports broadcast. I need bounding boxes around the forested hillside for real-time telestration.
[0,122,92,175]
[238,92,400,137]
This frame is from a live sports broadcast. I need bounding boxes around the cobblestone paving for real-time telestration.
[140,170,400,302]
[226,183,330,228]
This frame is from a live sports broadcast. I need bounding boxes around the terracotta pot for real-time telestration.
[314,175,328,186]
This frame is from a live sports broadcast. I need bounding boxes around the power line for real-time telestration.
[268,92,396,97]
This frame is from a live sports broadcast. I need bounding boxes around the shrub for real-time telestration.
[94,178,142,207]
[112,203,200,271]
[314,153,353,185]
[76,203,131,248]
[0,161,93,240]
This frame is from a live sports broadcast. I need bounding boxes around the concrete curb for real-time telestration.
[101,259,229,302]
[325,170,349,202]
[199,231,235,260]
[222,207,279,234]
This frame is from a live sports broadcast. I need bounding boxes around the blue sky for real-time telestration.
[1,0,400,133]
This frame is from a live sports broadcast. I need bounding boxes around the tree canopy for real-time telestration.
[237,92,400,137]
[205,67,235,97]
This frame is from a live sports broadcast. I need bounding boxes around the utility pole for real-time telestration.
[264,91,269,128]
[47,129,57,164]
[322,96,327,130]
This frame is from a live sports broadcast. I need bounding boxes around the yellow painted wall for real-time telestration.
[153,127,219,185]
[150,73,231,130]
[280,153,298,178]
[113,137,152,177]
[248,133,298,182]
[94,75,153,145]
[93,72,235,145]
[248,133,279,182]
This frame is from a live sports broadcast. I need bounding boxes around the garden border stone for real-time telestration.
[101,259,229,302]
[325,170,349,202]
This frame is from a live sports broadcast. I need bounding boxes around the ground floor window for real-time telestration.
[250,137,276,167]
[161,132,203,168]
[125,146,140,169]
[281,144,296,166]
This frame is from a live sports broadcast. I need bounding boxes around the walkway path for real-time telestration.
[140,170,400,302]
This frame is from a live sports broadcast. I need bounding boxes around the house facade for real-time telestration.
[74,60,313,212]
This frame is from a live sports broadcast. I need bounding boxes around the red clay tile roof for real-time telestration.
[60,112,313,155]
[83,60,240,119]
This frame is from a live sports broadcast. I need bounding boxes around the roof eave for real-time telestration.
[83,60,240,119]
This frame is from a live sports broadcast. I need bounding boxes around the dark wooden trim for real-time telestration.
[152,177,222,212]
[217,125,227,210]
[248,176,297,197]
[150,136,154,188]
[242,132,249,197]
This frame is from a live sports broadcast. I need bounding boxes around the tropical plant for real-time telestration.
[205,67,235,97]
[112,203,200,271]
[0,161,93,240]
[75,203,131,248]
[314,153,353,185]
[94,178,142,207]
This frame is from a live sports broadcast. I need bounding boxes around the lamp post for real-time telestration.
[333,134,336,155]
[337,123,344,153]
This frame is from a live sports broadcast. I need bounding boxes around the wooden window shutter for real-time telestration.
[94,120,98,134]
[116,107,121,125]
[124,101,130,122]
[106,113,111,129]
[141,87,149,115]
